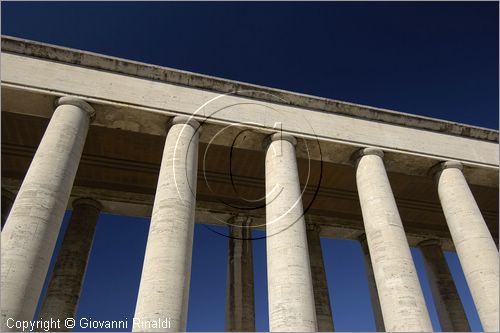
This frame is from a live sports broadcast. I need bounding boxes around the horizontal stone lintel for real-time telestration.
[1,35,498,142]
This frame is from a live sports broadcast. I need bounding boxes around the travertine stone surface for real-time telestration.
[1,97,94,330]
[3,40,499,173]
[133,116,200,332]
[359,234,385,332]
[1,188,15,229]
[265,133,317,332]
[354,148,433,332]
[38,198,102,330]
[434,161,499,332]
[418,239,470,332]
[225,216,255,332]
[306,223,334,332]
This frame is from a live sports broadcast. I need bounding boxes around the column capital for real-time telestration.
[229,215,252,227]
[72,197,103,211]
[418,238,442,248]
[263,132,297,150]
[429,160,463,176]
[305,222,321,233]
[358,233,370,253]
[350,147,384,166]
[167,115,201,133]
[357,232,367,243]
[55,96,96,121]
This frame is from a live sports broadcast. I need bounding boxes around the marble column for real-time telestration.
[1,188,15,229]
[353,148,433,332]
[306,222,334,332]
[225,216,255,332]
[418,239,470,332]
[133,116,200,332]
[265,133,317,332]
[432,161,499,332]
[38,198,102,330]
[1,97,94,330]
[359,234,385,332]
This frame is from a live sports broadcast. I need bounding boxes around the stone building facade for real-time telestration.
[1,36,498,332]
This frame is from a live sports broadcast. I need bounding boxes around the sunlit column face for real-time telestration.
[355,149,433,332]
[133,117,199,332]
[436,163,499,332]
[265,134,317,332]
[1,97,94,330]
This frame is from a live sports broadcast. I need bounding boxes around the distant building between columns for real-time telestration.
[1,36,498,332]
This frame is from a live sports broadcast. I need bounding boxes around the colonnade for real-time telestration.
[1,97,498,332]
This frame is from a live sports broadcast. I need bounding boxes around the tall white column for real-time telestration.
[1,97,94,330]
[359,234,385,332]
[433,161,499,332]
[418,239,470,332]
[265,133,317,332]
[133,116,199,332]
[38,198,102,331]
[306,223,334,332]
[225,216,255,332]
[353,148,433,332]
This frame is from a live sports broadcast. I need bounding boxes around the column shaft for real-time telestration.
[354,148,433,332]
[225,216,255,331]
[38,198,102,330]
[359,234,385,332]
[434,161,499,332]
[133,116,199,332]
[265,133,317,332]
[1,97,94,330]
[418,239,470,332]
[1,188,15,229]
[306,223,334,332]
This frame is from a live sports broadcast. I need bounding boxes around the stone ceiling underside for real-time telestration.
[2,111,498,250]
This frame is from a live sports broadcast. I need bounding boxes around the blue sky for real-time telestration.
[2,2,498,332]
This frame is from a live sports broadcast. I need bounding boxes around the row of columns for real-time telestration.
[353,148,499,331]
[0,195,476,333]
[360,233,472,332]
[1,96,498,332]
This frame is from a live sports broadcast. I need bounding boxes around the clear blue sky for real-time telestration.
[2,2,498,332]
